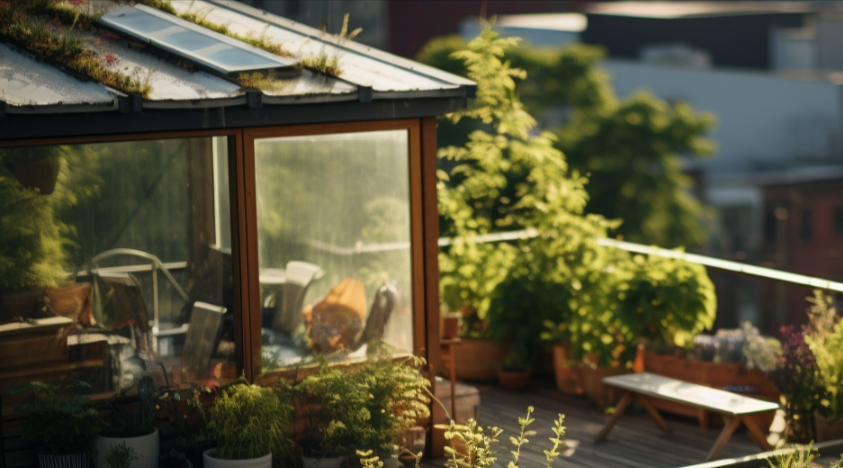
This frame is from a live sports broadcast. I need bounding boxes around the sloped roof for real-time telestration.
[0,0,474,140]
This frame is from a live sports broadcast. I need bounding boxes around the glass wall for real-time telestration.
[0,136,233,411]
[254,130,415,370]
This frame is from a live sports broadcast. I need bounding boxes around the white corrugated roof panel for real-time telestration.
[0,43,117,110]
[168,0,467,94]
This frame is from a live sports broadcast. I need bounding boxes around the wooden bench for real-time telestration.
[594,372,780,462]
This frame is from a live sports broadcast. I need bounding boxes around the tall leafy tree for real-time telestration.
[435,27,616,363]
[419,36,716,248]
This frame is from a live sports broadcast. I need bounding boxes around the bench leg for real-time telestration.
[594,391,634,442]
[706,416,741,461]
[637,395,671,434]
[741,415,773,451]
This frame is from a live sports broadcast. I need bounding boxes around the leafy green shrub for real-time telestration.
[621,254,716,350]
[104,442,141,468]
[296,357,431,457]
[205,383,294,460]
[806,310,843,421]
[9,381,100,455]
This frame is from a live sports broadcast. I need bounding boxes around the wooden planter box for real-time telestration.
[642,350,779,430]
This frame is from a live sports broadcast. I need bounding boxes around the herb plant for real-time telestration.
[104,442,141,468]
[9,380,101,455]
[766,443,818,468]
[205,383,294,460]
[438,406,566,468]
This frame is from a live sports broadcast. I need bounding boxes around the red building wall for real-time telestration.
[386,0,571,58]
[761,178,843,327]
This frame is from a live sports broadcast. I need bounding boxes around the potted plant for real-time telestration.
[204,382,294,468]
[104,443,141,468]
[804,290,843,441]
[496,344,533,390]
[773,325,822,444]
[155,384,213,468]
[355,357,431,467]
[296,363,370,468]
[8,380,101,468]
[439,303,460,340]
[96,375,160,468]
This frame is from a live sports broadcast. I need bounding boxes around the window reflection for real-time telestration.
[0,137,233,412]
[254,130,414,370]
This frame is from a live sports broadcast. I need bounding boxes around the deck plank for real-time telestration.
[424,377,775,468]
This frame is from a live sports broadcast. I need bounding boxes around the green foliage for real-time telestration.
[558,92,716,248]
[155,385,210,466]
[205,383,294,460]
[9,381,101,455]
[434,26,612,363]
[620,254,716,349]
[99,376,158,438]
[104,442,141,468]
[296,357,431,457]
[438,407,565,468]
[804,291,843,421]
[0,146,84,292]
[766,443,818,468]
[418,34,716,249]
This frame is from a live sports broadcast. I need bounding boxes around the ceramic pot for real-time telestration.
[378,452,398,468]
[203,450,271,468]
[95,428,159,468]
[39,453,93,468]
[496,367,532,390]
[300,456,344,468]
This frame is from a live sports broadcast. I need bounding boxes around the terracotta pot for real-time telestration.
[496,367,532,390]
[816,413,843,442]
[580,364,631,409]
[449,338,510,381]
[440,317,460,339]
[551,343,582,395]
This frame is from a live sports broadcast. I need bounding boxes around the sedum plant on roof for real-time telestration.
[0,0,153,97]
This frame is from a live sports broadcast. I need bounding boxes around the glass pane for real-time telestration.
[255,130,413,370]
[0,136,234,412]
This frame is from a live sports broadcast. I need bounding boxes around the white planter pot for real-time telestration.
[203,449,272,468]
[378,453,398,468]
[39,453,93,468]
[95,428,159,468]
[301,456,344,468]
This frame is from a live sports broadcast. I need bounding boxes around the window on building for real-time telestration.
[253,129,415,371]
[835,206,843,238]
[0,136,235,410]
[801,209,812,243]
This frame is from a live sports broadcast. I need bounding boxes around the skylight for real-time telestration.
[98,5,297,76]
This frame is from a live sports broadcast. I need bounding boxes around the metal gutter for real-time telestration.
[0,96,469,141]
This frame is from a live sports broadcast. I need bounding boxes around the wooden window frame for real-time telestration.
[0,117,440,386]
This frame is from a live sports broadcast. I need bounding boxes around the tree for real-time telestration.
[418,36,716,248]
[434,27,614,362]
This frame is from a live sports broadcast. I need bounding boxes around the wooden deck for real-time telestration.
[425,377,783,468]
